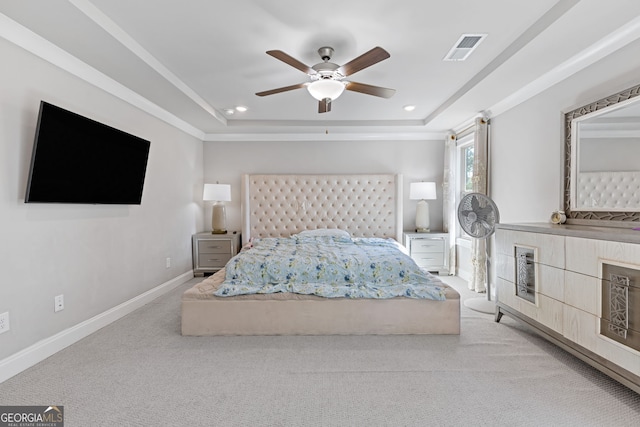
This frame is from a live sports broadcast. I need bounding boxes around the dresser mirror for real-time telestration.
[564,83,640,221]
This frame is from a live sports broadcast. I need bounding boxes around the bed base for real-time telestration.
[181,297,460,336]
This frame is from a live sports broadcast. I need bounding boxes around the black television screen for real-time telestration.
[25,101,151,204]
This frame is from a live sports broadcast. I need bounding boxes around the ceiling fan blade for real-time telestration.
[318,98,331,113]
[337,47,390,77]
[345,81,395,98]
[266,50,316,75]
[256,83,307,97]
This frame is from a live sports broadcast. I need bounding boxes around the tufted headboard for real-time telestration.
[576,171,640,211]
[241,174,403,244]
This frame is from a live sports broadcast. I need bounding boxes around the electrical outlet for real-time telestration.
[54,295,64,312]
[166,257,171,268]
[0,312,9,334]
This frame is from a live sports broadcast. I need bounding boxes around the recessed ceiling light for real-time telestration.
[235,106,248,112]
[403,105,416,111]
[224,109,235,115]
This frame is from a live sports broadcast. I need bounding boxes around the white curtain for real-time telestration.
[469,117,489,292]
[442,133,457,275]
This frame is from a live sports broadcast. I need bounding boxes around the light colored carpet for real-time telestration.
[0,275,638,426]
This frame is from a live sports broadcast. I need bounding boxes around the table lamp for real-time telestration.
[203,183,231,234]
[409,182,437,232]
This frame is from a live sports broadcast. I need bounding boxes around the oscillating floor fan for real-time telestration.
[457,193,500,314]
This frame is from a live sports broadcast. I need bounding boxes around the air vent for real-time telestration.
[443,34,487,61]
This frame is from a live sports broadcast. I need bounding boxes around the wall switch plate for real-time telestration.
[54,295,64,312]
[166,257,171,268]
[0,312,9,334]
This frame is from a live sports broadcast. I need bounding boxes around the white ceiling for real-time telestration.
[2,0,640,141]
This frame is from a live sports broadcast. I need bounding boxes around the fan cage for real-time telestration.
[457,193,499,239]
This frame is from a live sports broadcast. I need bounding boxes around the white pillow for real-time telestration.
[296,228,351,239]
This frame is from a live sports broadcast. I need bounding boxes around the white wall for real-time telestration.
[0,37,203,361]
[202,139,445,236]
[488,39,640,296]
[491,38,640,224]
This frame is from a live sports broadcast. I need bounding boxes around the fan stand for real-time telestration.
[457,192,500,315]
[463,249,495,314]
[464,296,495,314]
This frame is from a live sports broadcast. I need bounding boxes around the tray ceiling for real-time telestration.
[2,0,640,141]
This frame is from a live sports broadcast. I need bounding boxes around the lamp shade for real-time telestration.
[307,79,345,101]
[409,182,437,200]
[203,183,231,202]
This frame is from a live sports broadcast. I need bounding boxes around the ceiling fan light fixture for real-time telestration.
[307,79,345,101]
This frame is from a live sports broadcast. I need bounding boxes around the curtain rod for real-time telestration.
[452,117,488,139]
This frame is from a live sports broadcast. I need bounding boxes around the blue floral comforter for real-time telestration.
[214,235,446,300]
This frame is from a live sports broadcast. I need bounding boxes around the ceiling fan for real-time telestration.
[256,46,396,113]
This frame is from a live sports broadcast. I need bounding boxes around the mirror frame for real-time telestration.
[564,83,640,222]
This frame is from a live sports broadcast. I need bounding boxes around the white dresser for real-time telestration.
[495,223,640,394]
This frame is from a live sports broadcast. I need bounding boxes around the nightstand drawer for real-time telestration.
[413,253,445,268]
[410,238,445,253]
[198,253,232,268]
[198,240,232,254]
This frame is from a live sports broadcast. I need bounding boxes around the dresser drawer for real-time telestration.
[410,238,444,253]
[198,253,232,268]
[198,239,232,254]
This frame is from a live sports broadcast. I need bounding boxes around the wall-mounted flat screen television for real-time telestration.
[25,101,151,204]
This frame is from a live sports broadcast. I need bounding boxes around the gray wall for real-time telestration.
[491,38,640,224]
[488,39,640,293]
[202,139,445,236]
[0,37,203,360]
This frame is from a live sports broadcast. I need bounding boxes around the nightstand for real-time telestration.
[403,231,450,275]
[192,232,241,276]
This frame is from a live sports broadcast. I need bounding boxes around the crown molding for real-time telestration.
[203,131,446,142]
[4,7,640,144]
[486,14,640,119]
[69,0,226,127]
[0,12,205,141]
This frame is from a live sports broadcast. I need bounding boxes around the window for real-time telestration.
[462,144,474,194]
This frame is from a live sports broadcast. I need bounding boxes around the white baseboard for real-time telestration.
[457,268,472,282]
[0,271,193,384]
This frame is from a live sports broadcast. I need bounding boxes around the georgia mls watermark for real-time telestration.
[0,406,63,427]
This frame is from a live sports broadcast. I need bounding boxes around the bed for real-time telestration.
[181,174,460,336]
